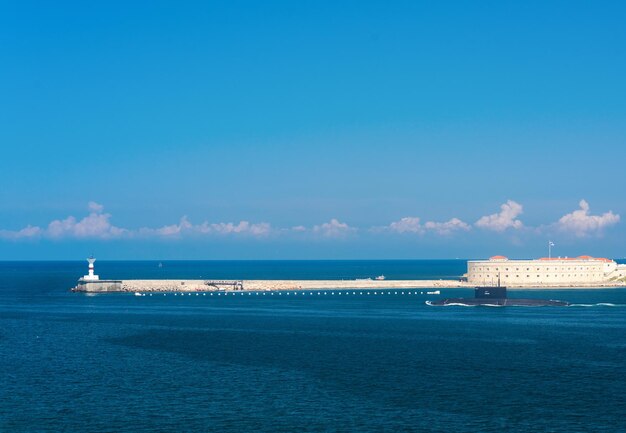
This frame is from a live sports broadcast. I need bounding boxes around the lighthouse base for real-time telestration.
[73,279,121,292]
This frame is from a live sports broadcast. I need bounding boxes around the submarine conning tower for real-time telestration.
[475,286,507,299]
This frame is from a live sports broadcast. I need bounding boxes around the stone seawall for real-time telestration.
[114,279,466,292]
[71,279,626,293]
[73,280,123,292]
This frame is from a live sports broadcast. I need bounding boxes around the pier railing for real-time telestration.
[203,280,244,290]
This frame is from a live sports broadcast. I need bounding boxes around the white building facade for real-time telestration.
[467,255,625,286]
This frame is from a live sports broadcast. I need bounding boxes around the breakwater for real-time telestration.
[73,279,467,293]
[72,278,626,293]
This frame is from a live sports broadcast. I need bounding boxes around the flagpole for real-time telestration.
[548,241,553,259]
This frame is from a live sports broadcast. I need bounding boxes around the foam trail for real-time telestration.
[569,303,624,307]
[426,301,475,307]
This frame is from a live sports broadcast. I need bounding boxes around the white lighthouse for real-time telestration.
[83,256,100,281]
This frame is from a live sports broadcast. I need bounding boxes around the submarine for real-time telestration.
[427,286,570,307]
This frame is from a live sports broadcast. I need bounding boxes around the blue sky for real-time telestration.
[1,1,625,259]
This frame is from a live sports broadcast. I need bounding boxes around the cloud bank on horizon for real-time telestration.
[0,200,620,242]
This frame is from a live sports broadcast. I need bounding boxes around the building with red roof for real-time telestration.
[467,255,624,287]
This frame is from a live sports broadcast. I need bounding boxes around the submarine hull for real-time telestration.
[427,298,570,307]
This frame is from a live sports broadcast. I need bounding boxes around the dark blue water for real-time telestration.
[1,261,625,432]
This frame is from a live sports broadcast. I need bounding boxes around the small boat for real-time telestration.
[134,292,143,297]
[426,290,441,295]
[375,275,386,280]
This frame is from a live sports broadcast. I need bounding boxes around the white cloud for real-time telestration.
[47,204,128,239]
[2,200,620,243]
[144,218,271,237]
[1,202,127,240]
[555,200,620,237]
[312,218,355,237]
[386,216,470,235]
[388,217,423,234]
[87,201,104,213]
[0,225,42,240]
[424,218,471,235]
[54,203,126,239]
[1,203,272,241]
[475,200,523,232]
[151,216,193,237]
[200,221,271,236]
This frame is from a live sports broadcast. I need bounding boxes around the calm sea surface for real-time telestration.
[1,260,625,432]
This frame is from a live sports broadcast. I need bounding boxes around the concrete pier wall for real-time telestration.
[73,279,123,292]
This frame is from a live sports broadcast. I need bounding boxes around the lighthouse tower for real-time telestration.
[83,257,100,281]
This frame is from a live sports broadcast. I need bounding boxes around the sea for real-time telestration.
[1,260,625,433]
